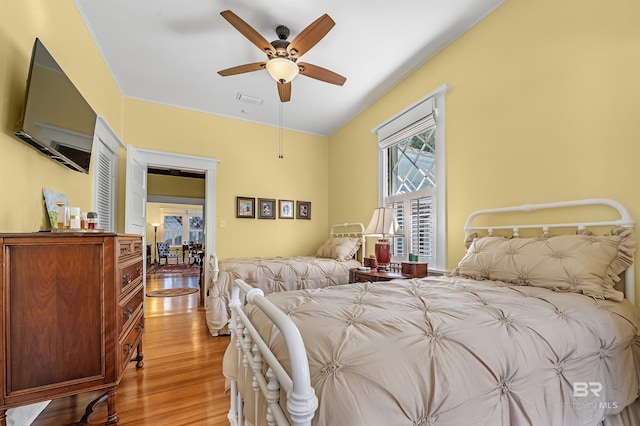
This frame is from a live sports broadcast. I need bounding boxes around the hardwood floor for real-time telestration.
[31,269,231,425]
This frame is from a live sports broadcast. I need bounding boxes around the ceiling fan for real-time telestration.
[217,10,346,102]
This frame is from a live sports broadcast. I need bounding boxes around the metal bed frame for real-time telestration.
[226,199,636,426]
[209,222,366,280]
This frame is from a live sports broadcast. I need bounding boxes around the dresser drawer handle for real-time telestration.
[123,343,134,354]
[136,323,144,332]
[123,308,133,320]
[136,266,143,274]
[123,273,132,284]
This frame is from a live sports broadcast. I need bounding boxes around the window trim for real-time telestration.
[373,83,450,271]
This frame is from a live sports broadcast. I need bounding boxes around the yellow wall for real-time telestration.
[147,174,205,199]
[1,1,329,260]
[0,0,124,231]
[122,99,329,258]
[329,0,640,300]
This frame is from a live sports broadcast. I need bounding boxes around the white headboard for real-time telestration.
[331,222,366,263]
[464,198,636,303]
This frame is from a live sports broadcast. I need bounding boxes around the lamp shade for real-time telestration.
[266,58,299,84]
[364,207,403,238]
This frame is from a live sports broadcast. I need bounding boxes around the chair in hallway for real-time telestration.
[157,242,179,265]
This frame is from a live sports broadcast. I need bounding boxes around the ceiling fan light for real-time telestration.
[266,58,299,84]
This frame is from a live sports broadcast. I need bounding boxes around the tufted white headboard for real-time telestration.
[464,198,636,303]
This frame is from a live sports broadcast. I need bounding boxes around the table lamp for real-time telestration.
[364,207,403,271]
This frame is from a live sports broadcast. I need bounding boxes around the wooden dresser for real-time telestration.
[0,232,144,425]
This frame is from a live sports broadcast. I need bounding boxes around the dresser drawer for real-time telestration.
[117,238,143,262]
[118,314,144,375]
[119,259,143,295]
[118,284,144,338]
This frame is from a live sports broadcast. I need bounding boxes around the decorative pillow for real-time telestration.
[315,237,361,262]
[450,232,635,300]
[579,227,636,301]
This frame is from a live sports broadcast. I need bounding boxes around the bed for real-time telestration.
[223,199,640,426]
[205,223,365,336]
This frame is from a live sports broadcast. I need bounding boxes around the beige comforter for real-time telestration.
[224,276,640,426]
[205,256,360,336]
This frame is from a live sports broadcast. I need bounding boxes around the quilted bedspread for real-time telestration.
[225,276,640,426]
[205,256,360,336]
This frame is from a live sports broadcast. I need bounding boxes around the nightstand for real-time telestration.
[349,263,428,283]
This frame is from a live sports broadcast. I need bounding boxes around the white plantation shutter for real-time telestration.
[410,196,433,257]
[95,148,115,231]
[92,117,122,233]
[387,190,435,261]
[389,201,405,256]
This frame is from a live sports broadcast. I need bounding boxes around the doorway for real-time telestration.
[125,145,220,297]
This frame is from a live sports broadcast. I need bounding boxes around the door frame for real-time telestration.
[125,146,220,293]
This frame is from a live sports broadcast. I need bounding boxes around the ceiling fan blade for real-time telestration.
[277,82,292,102]
[298,62,346,86]
[287,14,335,58]
[220,10,274,56]
[218,62,266,76]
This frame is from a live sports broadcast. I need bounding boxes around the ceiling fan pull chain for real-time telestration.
[279,102,284,159]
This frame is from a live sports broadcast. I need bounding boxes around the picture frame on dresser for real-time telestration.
[279,200,294,219]
[236,196,255,218]
[258,198,276,219]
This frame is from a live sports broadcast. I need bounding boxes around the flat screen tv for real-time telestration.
[14,38,97,173]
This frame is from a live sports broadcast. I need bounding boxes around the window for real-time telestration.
[161,208,204,246]
[188,215,204,243]
[163,215,183,245]
[374,84,449,270]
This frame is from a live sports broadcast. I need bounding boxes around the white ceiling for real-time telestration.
[74,0,504,136]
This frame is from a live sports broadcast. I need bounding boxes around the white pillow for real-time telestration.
[316,237,361,262]
[451,234,625,300]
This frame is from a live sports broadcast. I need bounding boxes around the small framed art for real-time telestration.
[296,201,311,220]
[236,196,255,218]
[279,200,294,219]
[258,198,276,219]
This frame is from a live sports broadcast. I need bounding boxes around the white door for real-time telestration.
[125,144,147,236]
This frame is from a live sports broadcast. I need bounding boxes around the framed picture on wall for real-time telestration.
[236,196,255,218]
[279,200,294,219]
[258,198,276,219]
[296,201,311,220]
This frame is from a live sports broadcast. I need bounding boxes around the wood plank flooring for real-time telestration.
[31,269,231,425]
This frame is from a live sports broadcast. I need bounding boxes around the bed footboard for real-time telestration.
[227,279,318,426]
